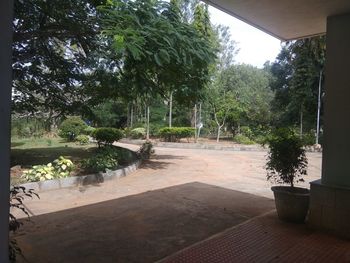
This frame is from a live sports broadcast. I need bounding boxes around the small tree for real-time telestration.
[92,127,123,147]
[58,116,87,141]
[265,128,308,187]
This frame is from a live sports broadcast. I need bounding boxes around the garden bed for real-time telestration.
[10,137,138,185]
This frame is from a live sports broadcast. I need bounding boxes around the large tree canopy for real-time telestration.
[269,36,326,131]
[12,0,216,119]
[12,0,107,116]
[99,0,216,106]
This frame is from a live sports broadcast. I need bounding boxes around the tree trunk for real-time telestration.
[169,91,173,128]
[300,106,303,139]
[130,104,134,128]
[194,104,197,142]
[216,126,221,142]
[146,106,150,140]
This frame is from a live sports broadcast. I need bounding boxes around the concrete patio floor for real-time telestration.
[16,182,275,263]
[13,144,327,262]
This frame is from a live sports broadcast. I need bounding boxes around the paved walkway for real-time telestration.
[21,143,322,216]
[14,143,325,262]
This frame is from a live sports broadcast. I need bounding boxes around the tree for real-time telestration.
[12,0,106,118]
[99,0,216,136]
[270,36,326,136]
[216,64,273,132]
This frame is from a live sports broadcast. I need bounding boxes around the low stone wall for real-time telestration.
[120,139,322,153]
[20,152,141,193]
[120,139,266,152]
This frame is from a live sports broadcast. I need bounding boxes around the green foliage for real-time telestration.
[83,126,96,136]
[265,128,308,187]
[130,127,146,139]
[302,131,316,146]
[159,127,194,142]
[58,117,88,141]
[240,126,253,139]
[22,157,74,182]
[89,100,127,128]
[11,117,46,138]
[270,36,326,131]
[233,134,255,145]
[12,0,103,115]
[100,0,216,106]
[9,186,39,262]
[81,146,119,173]
[76,134,90,145]
[137,141,155,160]
[92,127,123,146]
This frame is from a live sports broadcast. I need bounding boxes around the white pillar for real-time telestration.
[0,0,14,261]
[309,13,350,238]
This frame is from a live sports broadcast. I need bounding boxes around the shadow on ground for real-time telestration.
[139,154,187,170]
[16,182,274,263]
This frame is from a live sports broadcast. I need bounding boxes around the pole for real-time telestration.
[316,70,322,144]
[0,0,14,261]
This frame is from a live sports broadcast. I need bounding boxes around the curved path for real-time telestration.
[21,143,322,216]
[16,143,322,263]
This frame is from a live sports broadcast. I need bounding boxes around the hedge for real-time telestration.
[158,127,195,142]
[92,127,123,146]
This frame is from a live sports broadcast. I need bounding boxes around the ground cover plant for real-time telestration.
[11,137,135,184]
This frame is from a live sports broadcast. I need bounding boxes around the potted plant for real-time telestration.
[265,128,309,223]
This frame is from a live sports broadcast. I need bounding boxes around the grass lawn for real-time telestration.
[11,136,136,185]
[11,137,95,167]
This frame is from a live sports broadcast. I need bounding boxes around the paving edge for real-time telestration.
[19,151,142,193]
[120,139,322,153]
[120,139,266,152]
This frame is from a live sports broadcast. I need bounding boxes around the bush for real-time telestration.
[92,127,123,146]
[265,128,308,187]
[138,141,155,159]
[240,126,254,139]
[158,127,195,142]
[130,127,146,139]
[76,134,89,145]
[233,134,255,145]
[81,146,119,173]
[58,116,87,141]
[302,131,316,146]
[22,156,74,182]
[83,126,96,136]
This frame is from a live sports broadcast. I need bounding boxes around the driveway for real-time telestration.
[14,144,322,262]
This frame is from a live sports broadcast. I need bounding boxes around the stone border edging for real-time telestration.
[120,139,322,153]
[120,139,266,152]
[19,152,141,193]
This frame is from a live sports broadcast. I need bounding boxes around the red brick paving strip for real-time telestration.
[161,212,350,263]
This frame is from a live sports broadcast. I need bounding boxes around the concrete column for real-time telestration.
[322,13,350,188]
[308,13,350,238]
[0,1,13,262]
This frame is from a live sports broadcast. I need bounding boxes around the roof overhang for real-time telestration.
[205,0,350,41]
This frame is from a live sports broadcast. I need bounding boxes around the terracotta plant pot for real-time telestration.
[271,186,310,223]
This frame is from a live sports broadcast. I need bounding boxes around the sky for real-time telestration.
[209,5,282,68]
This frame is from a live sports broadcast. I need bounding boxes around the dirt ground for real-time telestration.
[14,144,322,262]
